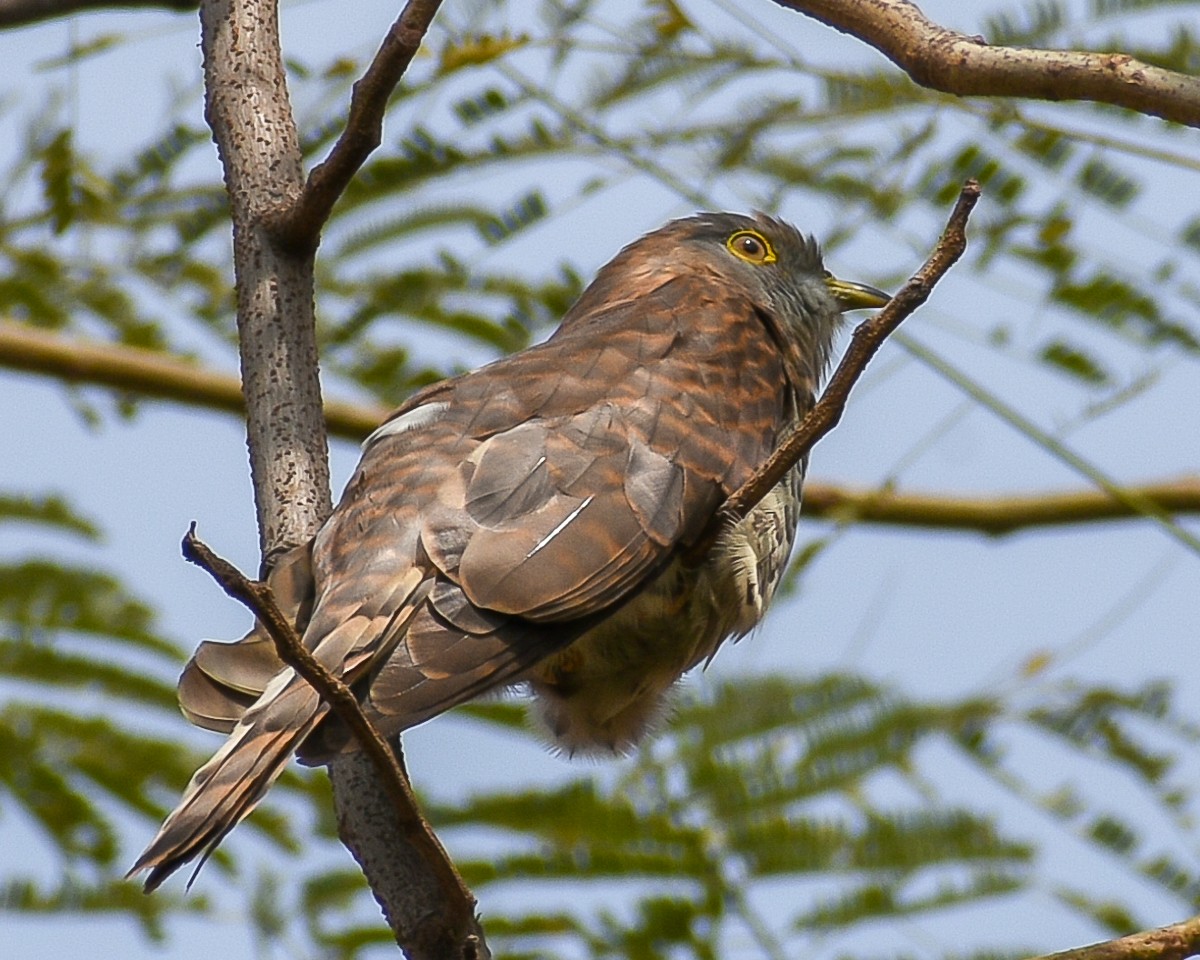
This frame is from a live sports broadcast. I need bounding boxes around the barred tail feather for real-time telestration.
[129,670,327,891]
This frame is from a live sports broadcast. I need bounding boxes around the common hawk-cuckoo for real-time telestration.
[132,212,889,889]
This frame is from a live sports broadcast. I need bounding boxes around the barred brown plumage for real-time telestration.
[129,212,889,890]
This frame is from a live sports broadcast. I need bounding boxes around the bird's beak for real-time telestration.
[825,276,891,312]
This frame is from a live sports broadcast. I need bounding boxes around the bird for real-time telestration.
[130,211,889,890]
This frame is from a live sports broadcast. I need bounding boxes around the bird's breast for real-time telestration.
[527,463,805,755]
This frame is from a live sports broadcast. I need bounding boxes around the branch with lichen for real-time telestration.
[191,0,482,953]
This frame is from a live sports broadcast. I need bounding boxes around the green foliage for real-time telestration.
[0,875,207,942]
[4,0,1195,405]
[0,493,321,937]
[0,492,100,538]
[794,871,1024,929]
[1038,339,1111,384]
[414,673,1198,959]
[985,1,1067,45]
[1054,887,1142,937]
[439,33,531,76]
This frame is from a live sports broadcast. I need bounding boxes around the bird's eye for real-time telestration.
[726,230,777,265]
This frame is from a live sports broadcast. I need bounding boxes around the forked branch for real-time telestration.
[270,0,444,251]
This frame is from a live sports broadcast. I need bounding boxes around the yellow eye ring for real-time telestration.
[726,230,777,265]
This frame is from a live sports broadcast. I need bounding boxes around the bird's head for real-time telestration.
[567,212,888,339]
[672,211,889,329]
[563,212,888,389]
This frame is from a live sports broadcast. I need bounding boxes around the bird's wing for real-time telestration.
[301,276,795,729]
[179,277,798,743]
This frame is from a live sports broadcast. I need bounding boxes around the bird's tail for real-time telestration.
[129,543,323,891]
[129,668,328,891]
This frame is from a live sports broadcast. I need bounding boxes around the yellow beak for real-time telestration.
[825,276,891,312]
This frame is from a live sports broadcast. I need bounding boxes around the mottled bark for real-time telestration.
[199,0,329,564]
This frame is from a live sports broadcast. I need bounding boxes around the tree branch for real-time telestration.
[0,321,388,437]
[270,0,444,253]
[200,0,329,563]
[181,526,484,959]
[802,479,1200,535]
[1025,914,1200,960]
[0,0,192,29]
[772,0,1200,128]
[7,319,1200,537]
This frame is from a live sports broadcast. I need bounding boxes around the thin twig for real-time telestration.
[271,0,445,251]
[704,179,980,546]
[179,524,478,924]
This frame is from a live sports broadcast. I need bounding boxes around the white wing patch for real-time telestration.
[526,495,595,559]
[362,401,450,451]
